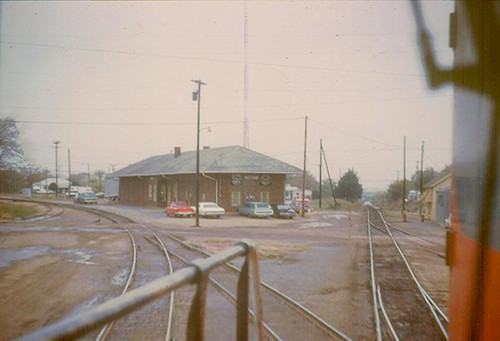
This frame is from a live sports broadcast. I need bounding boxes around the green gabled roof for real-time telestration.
[114,145,301,177]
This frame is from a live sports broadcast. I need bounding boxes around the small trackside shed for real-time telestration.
[112,145,302,212]
[421,172,452,223]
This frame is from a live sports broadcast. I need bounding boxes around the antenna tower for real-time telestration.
[243,0,250,148]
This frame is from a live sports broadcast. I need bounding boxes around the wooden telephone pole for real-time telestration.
[301,116,308,217]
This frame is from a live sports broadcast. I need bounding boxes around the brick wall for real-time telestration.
[119,173,286,211]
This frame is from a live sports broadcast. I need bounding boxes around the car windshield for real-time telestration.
[173,202,186,207]
[256,203,269,208]
[204,204,218,208]
[84,193,96,198]
[277,205,291,210]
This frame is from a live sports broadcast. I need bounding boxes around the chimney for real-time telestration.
[174,146,181,157]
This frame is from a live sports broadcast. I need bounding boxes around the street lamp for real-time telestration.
[192,79,206,227]
[54,140,60,196]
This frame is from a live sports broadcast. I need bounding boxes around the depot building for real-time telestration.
[111,145,301,212]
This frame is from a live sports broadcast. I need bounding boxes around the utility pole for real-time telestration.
[45,168,48,198]
[319,139,323,209]
[54,140,60,196]
[68,149,71,196]
[402,136,407,222]
[88,164,91,187]
[243,0,250,148]
[420,141,425,222]
[322,145,337,207]
[192,79,207,227]
[96,170,104,192]
[301,116,308,217]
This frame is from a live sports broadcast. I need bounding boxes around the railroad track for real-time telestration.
[369,216,446,259]
[81,209,175,341]
[3,198,351,340]
[71,203,352,340]
[1,198,175,341]
[366,208,448,340]
[144,221,351,340]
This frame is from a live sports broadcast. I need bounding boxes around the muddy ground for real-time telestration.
[0,201,449,340]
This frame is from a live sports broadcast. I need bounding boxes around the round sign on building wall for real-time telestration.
[260,174,271,186]
[231,174,242,185]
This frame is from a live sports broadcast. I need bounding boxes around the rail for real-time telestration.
[16,240,264,341]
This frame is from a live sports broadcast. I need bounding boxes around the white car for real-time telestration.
[194,202,225,218]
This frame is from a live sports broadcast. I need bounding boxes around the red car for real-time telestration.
[165,201,194,217]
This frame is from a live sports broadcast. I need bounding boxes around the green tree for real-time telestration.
[387,179,411,202]
[410,167,437,190]
[334,169,363,202]
[319,179,336,198]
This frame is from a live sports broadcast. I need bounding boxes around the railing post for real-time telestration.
[238,240,265,341]
[15,241,255,341]
[236,258,250,341]
[187,260,209,341]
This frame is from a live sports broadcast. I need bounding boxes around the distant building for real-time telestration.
[421,172,451,224]
[32,179,92,196]
[284,184,312,212]
[284,184,312,202]
[112,145,301,212]
[104,175,119,199]
[33,178,70,195]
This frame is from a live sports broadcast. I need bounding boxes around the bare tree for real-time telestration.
[0,118,23,170]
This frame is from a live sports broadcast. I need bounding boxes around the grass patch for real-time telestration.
[0,202,38,220]
[312,198,362,211]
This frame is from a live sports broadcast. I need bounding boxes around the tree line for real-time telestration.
[2,117,446,203]
[0,118,106,193]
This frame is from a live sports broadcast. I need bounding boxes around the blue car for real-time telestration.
[74,192,98,204]
[238,201,274,218]
[271,204,297,219]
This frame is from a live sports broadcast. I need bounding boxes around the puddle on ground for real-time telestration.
[299,222,333,229]
[323,213,348,220]
[59,249,97,265]
[0,246,97,267]
[0,245,51,267]
[67,295,103,315]
[111,268,129,286]
[0,225,122,233]
[25,215,61,223]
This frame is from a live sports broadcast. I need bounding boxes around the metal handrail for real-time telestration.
[16,240,264,341]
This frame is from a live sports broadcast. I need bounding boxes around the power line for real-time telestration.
[13,116,303,127]
[307,117,399,148]
[2,93,452,113]
[0,39,426,78]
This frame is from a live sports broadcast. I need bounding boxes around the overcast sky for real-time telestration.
[0,1,454,191]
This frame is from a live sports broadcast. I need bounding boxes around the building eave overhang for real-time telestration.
[118,170,300,178]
